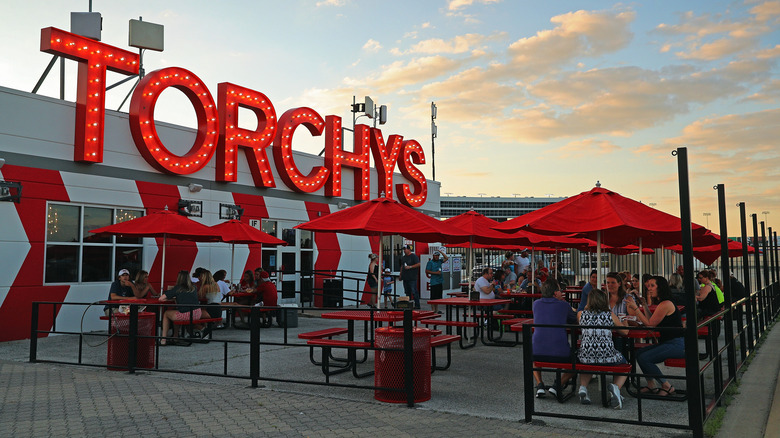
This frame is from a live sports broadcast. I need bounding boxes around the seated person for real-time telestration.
[576,289,629,409]
[213,269,231,302]
[257,272,278,307]
[158,270,202,346]
[103,268,142,316]
[532,279,577,398]
[134,270,157,299]
[503,266,517,290]
[198,270,222,321]
[474,267,495,300]
[626,276,685,396]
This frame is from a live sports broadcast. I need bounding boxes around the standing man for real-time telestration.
[400,244,421,309]
[577,269,599,312]
[517,249,531,274]
[425,250,449,314]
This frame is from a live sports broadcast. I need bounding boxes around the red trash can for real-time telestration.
[106,312,156,370]
[374,326,431,403]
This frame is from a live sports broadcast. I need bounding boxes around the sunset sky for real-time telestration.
[1,0,778,235]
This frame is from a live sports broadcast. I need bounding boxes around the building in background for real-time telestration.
[440,195,565,221]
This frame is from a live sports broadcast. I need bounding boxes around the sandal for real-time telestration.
[639,386,659,394]
[657,386,676,396]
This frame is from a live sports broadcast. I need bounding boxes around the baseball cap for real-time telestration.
[404,244,414,250]
[384,268,391,273]
[433,251,440,256]
[118,269,130,276]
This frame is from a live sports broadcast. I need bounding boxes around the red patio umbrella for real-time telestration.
[493,186,707,284]
[210,219,288,284]
[667,236,756,266]
[91,208,221,291]
[294,197,471,307]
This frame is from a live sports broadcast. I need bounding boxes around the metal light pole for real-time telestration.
[703,212,712,229]
[431,102,437,182]
[762,211,770,226]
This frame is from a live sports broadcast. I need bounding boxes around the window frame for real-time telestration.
[44,201,145,285]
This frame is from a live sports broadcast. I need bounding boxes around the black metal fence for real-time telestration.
[29,303,422,406]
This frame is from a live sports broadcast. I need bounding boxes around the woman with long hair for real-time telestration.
[199,270,221,320]
[159,270,201,346]
[134,270,157,298]
[239,270,255,292]
[605,272,627,316]
[366,254,379,307]
[577,289,629,408]
[626,276,685,396]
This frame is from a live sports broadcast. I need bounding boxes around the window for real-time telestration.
[45,203,144,284]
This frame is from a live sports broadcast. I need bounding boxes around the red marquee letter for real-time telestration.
[129,67,219,175]
[370,129,403,198]
[40,27,139,163]
[395,140,428,207]
[217,83,277,187]
[325,120,371,201]
[273,108,330,193]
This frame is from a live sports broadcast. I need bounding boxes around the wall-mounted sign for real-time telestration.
[39,27,428,207]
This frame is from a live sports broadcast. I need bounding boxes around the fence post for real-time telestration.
[770,228,777,317]
[250,307,260,388]
[716,185,737,381]
[128,304,138,374]
[752,215,764,336]
[675,147,704,438]
[739,203,751,359]
[29,302,39,362]
[403,308,414,407]
[523,324,534,423]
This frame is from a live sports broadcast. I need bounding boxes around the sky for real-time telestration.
[1,0,779,237]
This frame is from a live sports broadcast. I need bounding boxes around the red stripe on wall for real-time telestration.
[305,202,341,307]
[135,181,199,291]
[0,165,71,341]
[231,193,269,276]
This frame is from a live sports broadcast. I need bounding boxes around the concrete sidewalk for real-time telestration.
[0,359,625,438]
[716,323,780,438]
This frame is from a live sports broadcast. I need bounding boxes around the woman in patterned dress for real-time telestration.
[576,289,629,409]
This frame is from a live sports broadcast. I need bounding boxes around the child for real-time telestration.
[381,268,394,309]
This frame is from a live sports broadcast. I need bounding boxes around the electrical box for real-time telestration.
[129,19,164,52]
[71,12,102,41]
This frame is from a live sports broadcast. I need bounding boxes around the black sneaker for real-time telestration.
[536,383,546,398]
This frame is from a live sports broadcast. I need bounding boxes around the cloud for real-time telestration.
[393,32,506,55]
[315,0,347,6]
[363,39,382,52]
[652,110,780,205]
[555,138,621,158]
[654,4,779,60]
[506,10,635,78]
[447,0,502,11]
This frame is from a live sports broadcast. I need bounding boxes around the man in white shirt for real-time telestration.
[475,267,495,299]
[517,249,531,274]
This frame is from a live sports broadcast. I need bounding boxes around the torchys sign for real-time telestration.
[39,27,428,206]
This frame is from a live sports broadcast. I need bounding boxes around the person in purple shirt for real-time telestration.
[577,269,599,312]
[532,279,577,398]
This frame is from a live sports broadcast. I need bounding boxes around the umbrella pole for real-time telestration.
[468,237,474,294]
[378,232,383,308]
[661,244,665,278]
[596,231,602,289]
[160,234,167,292]
[638,238,643,284]
[230,243,236,285]
[530,247,535,293]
